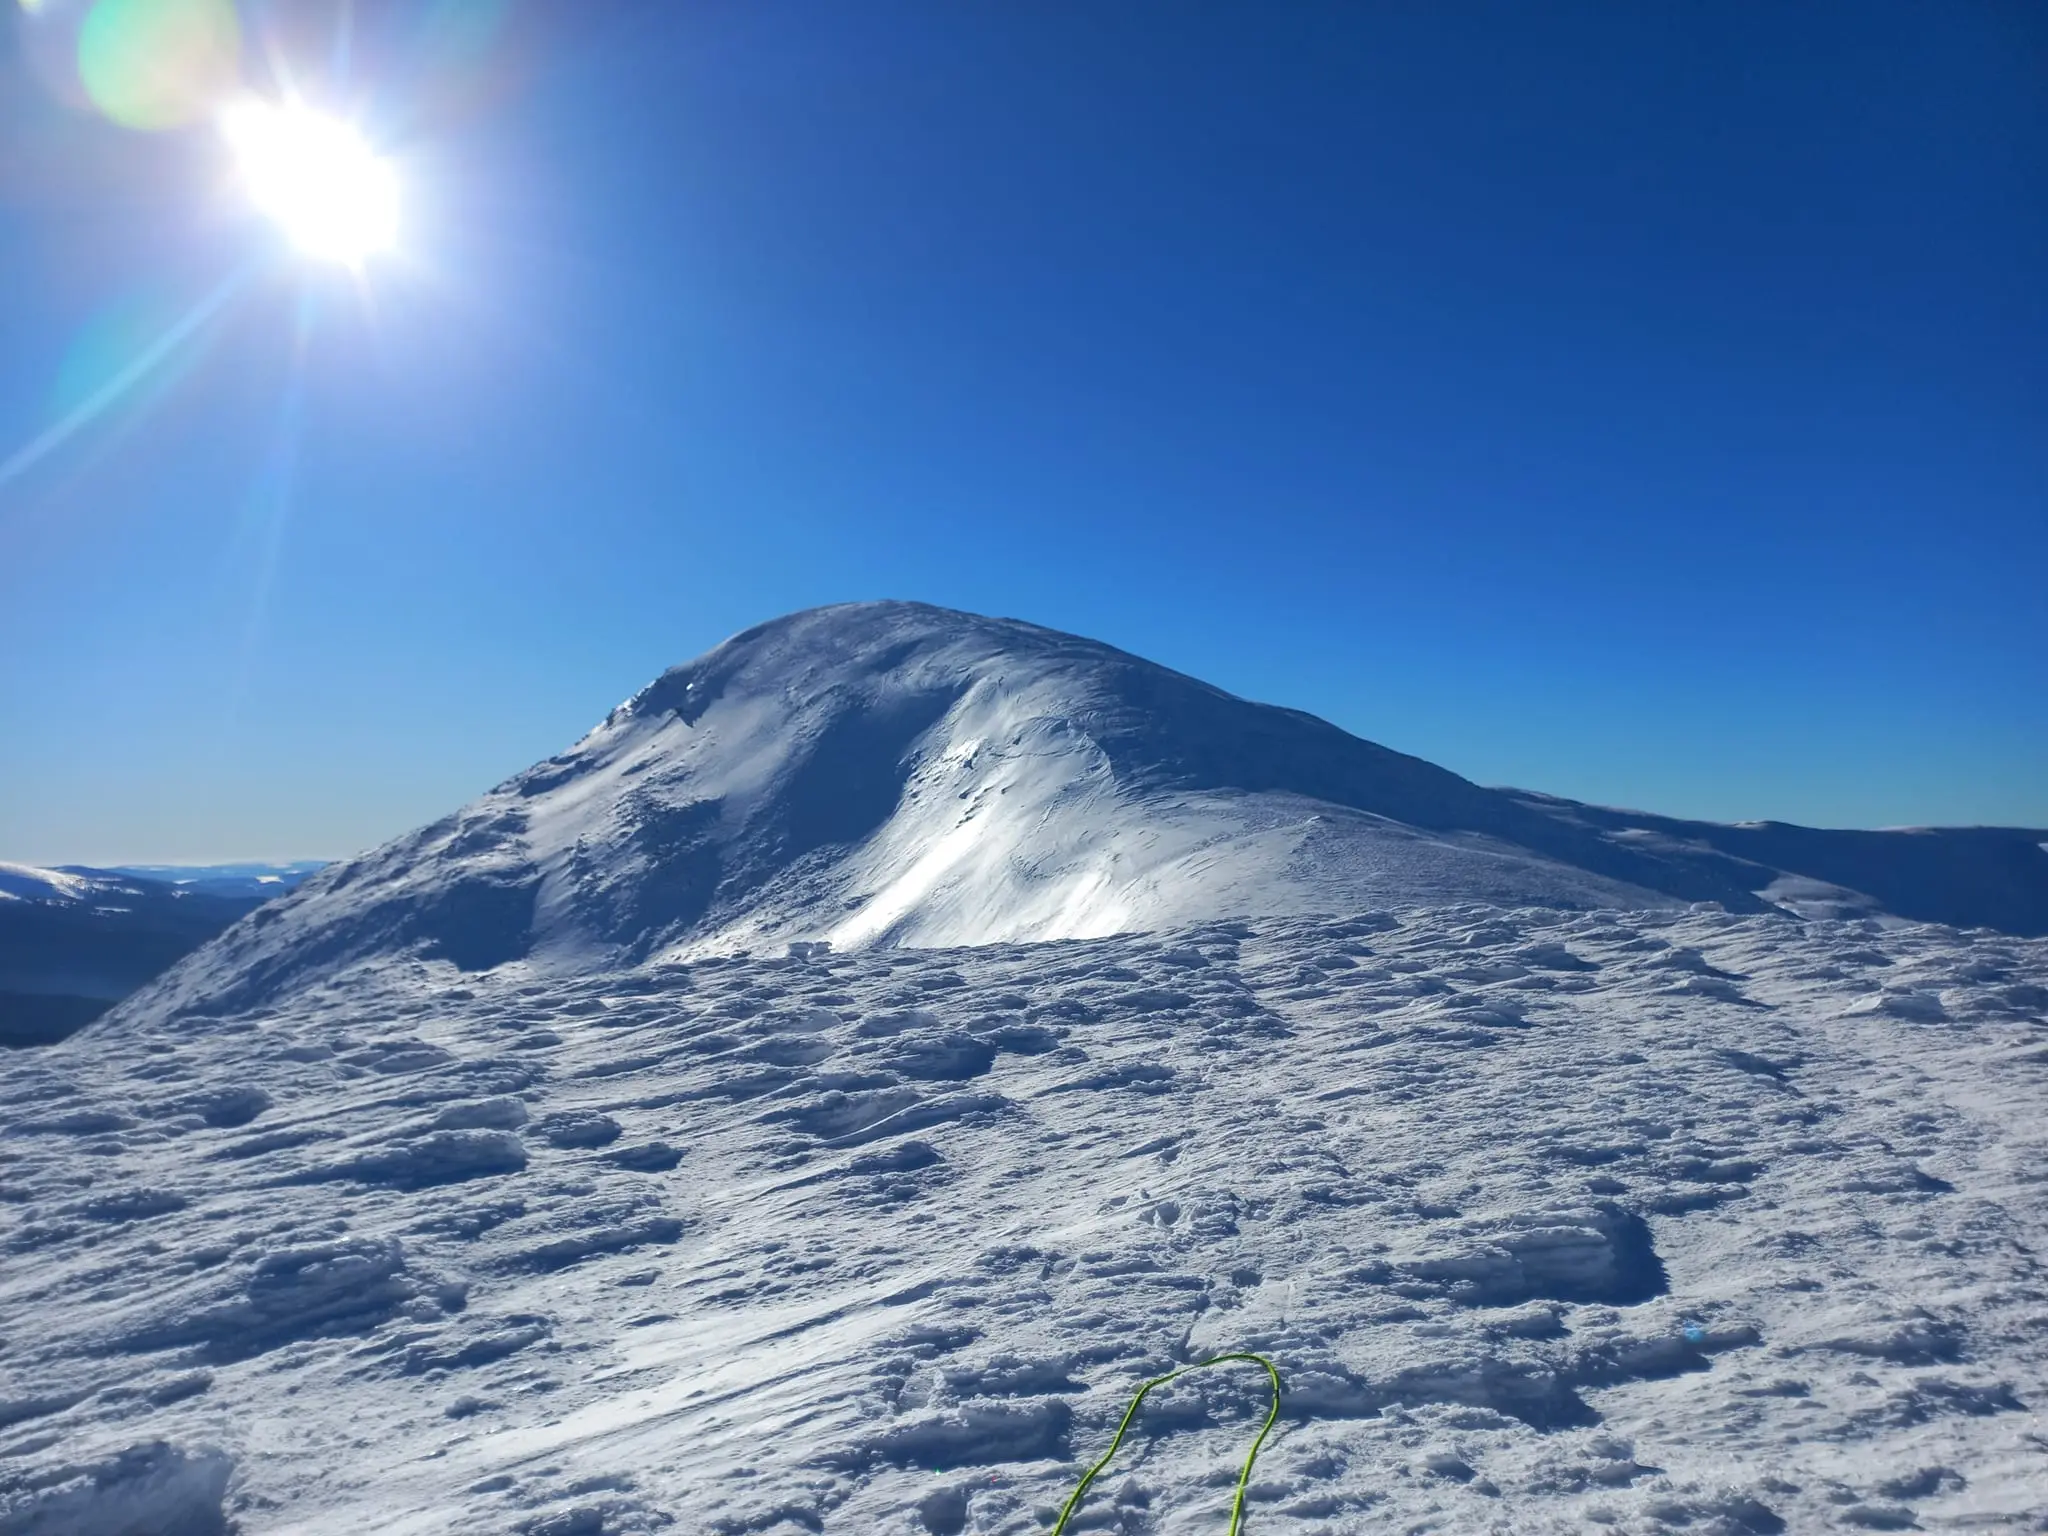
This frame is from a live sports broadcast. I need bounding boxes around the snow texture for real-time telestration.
[5,602,2046,1533]
[3,909,2045,1532]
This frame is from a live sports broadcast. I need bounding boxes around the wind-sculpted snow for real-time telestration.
[112,603,2048,1022]
[3,907,2044,1532]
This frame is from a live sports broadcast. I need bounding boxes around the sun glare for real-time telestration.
[221,100,398,266]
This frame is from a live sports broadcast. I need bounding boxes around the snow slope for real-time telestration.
[117,602,2048,1024]
[2,907,2044,1533]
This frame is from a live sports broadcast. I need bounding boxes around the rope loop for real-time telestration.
[1049,1351,1282,1535]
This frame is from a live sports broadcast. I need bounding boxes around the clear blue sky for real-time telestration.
[1,1,2042,865]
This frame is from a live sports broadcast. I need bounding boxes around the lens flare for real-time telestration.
[221,100,399,266]
[77,0,240,131]
[0,268,244,496]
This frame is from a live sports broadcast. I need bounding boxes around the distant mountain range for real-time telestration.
[0,862,322,1046]
[102,860,331,900]
[107,601,2048,1029]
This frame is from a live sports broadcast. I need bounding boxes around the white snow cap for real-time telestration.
[0,861,95,903]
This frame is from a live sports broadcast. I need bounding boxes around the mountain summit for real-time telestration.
[126,601,2048,1019]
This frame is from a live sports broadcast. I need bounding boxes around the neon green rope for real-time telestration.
[1049,1352,1282,1535]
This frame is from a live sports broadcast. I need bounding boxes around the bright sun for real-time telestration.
[220,100,398,266]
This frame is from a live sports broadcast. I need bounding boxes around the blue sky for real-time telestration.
[1,0,2042,864]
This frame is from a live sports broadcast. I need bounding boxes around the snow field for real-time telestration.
[2,903,2044,1533]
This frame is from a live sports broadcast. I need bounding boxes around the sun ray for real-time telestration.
[223,304,309,726]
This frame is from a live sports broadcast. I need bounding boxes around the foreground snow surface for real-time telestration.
[4,906,2045,1535]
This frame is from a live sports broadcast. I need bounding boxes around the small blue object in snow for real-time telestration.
[1681,1321,1706,1343]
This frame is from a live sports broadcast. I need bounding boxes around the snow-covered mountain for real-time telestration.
[0,864,102,905]
[6,602,2046,1534]
[123,601,2048,1023]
